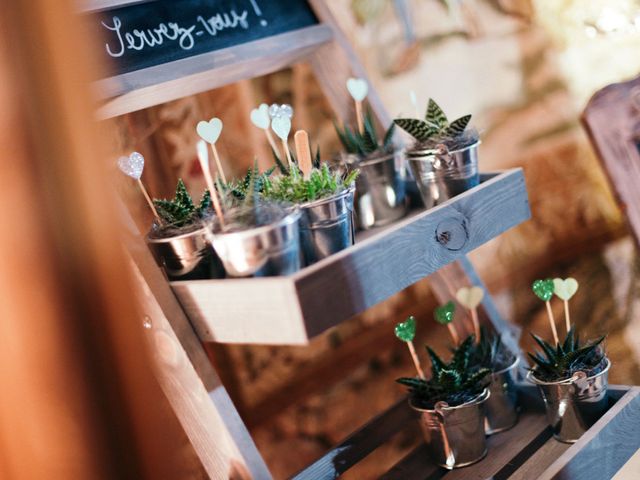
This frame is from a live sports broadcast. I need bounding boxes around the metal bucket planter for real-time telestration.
[208,209,301,278]
[146,225,224,280]
[527,358,610,443]
[411,389,490,470]
[484,357,519,434]
[341,150,408,230]
[298,185,356,265]
[406,141,480,210]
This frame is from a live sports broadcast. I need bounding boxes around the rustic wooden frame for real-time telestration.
[583,74,640,248]
[172,170,530,344]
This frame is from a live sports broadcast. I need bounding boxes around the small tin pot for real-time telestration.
[410,388,490,470]
[146,225,223,280]
[406,141,480,210]
[484,357,519,435]
[298,186,356,265]
[208,208,301,278]
[527,358,610,443]
[340,150,408,230]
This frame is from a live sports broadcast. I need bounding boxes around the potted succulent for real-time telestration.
[206,162,302,278]
[527,278,610,443]
[334,78,408,230]
[455,286,519,434]
[394,99,480,209]
[261,122,359,266]
[394,316,490,469]
[147,179,224,280]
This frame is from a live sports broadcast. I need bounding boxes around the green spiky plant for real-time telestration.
[262,162,359,204]
[394,98,476,148]
[153,179,211,228]
[528,327,606,382]
[467,327,516,372]
[271,145,322,175]
[218,164,275,202]
[397,336,490,409]
[335,109,396,157]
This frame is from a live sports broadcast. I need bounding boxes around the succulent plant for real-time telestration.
[394,98,474,146]
[153,179,211,228]
[467,327,515,372]
[397,336,490,409]
[262,162,359,204]
[219,164,275,202]
[335,109,395,157]
[528,327,606,382]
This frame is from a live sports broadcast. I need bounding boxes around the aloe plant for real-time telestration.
[219,164,275,202]
[262,162,359,204]
[153,179,211,228]
[335,109,395,157]
[528,327,606,382]
[397,336,490,409]
[466,327,515,372]
[394,98,475,147]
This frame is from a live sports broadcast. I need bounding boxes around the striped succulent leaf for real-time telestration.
[393,118,438,142]
[445,114,472,137]
[425,98,448,128]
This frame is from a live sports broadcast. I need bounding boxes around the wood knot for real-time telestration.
[435,218,468,251]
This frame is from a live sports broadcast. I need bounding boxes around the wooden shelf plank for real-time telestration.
[95,25,333,118]
[171,169,530,345]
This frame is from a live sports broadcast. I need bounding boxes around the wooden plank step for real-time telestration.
[171,169,530,345]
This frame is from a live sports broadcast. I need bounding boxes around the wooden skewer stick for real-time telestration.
[265,129,282,160]
[294,130,313,179]
[447,323,460,346]
[136,178,161,223]
[355,100,364,134]
[209,143,227,184]
[197,141,225,229]
[563,300,571,334]
[470,308,481,344]
[282,138,294,170]
[407,341,426,380]
[545,300,559,345]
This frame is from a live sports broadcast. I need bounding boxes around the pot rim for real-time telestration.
[492,354,520,376]
[359,148,405,167]
[408,139,481,158]
[146,223,209,243]
[210,209,301,240]
[526,357,611,386]
[298,184,356,210]
[408,387,490,413]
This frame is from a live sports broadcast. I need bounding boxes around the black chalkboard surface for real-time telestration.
[93,0,318,76]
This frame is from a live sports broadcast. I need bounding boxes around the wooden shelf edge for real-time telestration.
[171,169,531,345]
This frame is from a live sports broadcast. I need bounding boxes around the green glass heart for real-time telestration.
[532,279,555,302]
[434,301,455,325]
[394,316,416,342]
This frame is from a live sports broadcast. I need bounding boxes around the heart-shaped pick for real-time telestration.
[250,104,270,130]
[456,286,484,310]
[532,279,555,302]
[271,115,291,141]
[394,316,416,342]
[434,301,455,325]
[347,77,368,102]
[196,118,223,144]
[553,277,579,301]
[118,152,144,179]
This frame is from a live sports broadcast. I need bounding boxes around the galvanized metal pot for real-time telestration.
[411,389,490,470]
[406,141,480,210]
[298,186,355,265]
[208,209,301,278]
[340,150,408,230]
[484,357,519,434]
[146,225,223,280]
[528,358,610,443]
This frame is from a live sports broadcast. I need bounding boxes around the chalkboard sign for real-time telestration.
[92,0,318,76]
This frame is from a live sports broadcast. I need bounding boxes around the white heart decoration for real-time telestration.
[347,77,368,102]
[196,118,223,144]
[553,277,579,301]
[456,286,484,310]
[250,104,271,130]
[118,151,144,180]
[271,115,291,141]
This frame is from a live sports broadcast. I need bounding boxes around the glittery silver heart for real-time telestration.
[118,152,144,179]
[268,103,293,119]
